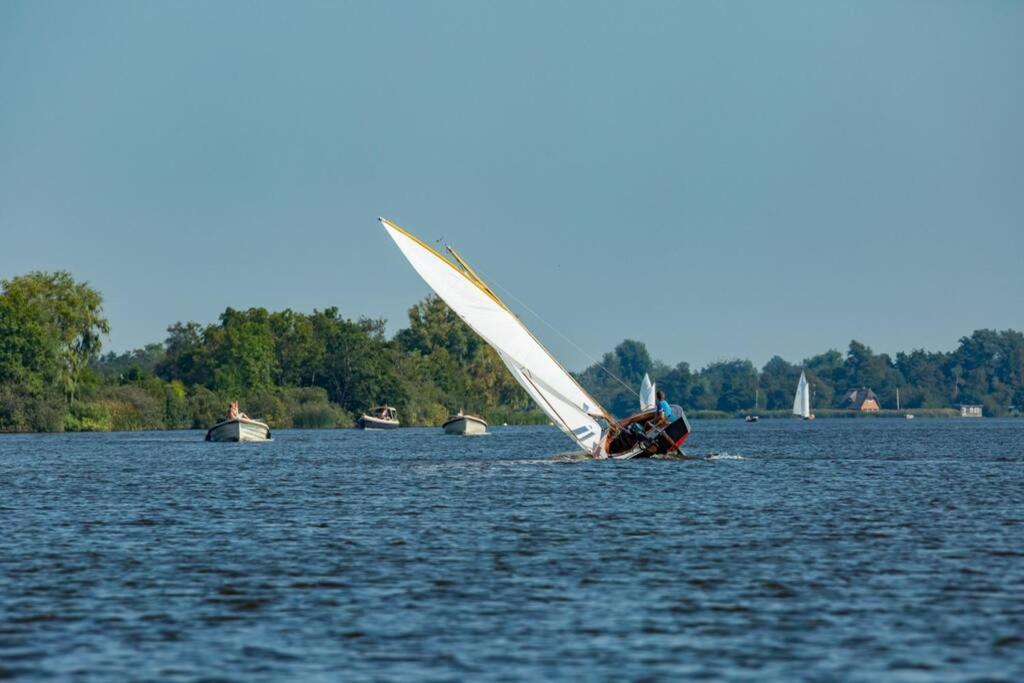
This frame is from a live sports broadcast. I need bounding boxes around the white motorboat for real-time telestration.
[442,411,487,435]
[357,406,400,430]
[205,403,271,442]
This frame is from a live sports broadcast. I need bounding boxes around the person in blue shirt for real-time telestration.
[655,389,674,423]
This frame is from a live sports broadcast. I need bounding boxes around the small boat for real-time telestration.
[380,217,691,459]
[744,415,759,423]
[905,414,915,420]
[205,402,271,442]
[357,405,400,430]
[442,411,487,435]
[793,371,815,420]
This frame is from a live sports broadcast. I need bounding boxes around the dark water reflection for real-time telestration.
[1,419,1022,680]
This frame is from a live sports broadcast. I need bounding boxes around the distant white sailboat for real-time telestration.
[379,217,691,459]
[793,371,814,420]
[639,373,656,412]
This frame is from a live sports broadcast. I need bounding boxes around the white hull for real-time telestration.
[206,418,271,442]
[357,415,400,430]
[442,415,487,435]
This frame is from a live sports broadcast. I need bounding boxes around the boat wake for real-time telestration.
[549,451,706,462]
[550,451,592,462]
[705,452,745,460]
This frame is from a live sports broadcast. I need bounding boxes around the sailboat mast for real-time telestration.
[897,387,900,412]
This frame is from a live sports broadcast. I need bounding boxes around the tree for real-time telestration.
[656,361,696,409]
[1013,386,1024,413]
[700,359,758,412]
[206,308,278,395]
[0,271,109,404]
[759,356,799,410]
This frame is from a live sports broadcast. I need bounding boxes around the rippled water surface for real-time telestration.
[2,419,1023,681]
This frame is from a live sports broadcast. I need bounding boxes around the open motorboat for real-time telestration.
[442,411,487,435]
[205,402,271,442]
[357,405,400,430]
[379,217,691,459]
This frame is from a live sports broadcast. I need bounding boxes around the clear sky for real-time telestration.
[1,1,1021,371]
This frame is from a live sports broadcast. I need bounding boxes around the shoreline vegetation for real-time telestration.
[690,408,960,420]
[1,271,1022,433]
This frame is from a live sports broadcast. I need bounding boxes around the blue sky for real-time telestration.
[1,1,1021,370]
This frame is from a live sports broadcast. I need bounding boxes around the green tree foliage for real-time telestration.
[1,271,109,405]
[1,269,1023,432]
[701,360,759,412]
[759,356,799,410]
[575,339,655,417]
[577,331,1024,418]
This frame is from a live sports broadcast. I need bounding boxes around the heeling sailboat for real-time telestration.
[379,217,691,459]
[793,370,814,420]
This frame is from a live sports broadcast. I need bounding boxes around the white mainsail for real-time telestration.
[639,373,655,411]
[379,217,607,451]
[793,371,811,418]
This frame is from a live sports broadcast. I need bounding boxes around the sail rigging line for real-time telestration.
[442,242,615,424]
[518,365,587,451]
[447,251,641,402]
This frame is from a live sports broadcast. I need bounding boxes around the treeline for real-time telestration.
[0,271,539,432]
[579,335,1024,418]
[1,271,1022,433]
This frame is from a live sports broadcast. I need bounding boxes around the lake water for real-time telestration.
[1,419,1022,681]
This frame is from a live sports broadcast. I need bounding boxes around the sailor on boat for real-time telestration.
[205,401,272,442]
[655,390,674,424]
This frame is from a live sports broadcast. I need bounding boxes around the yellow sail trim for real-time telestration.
[378,216,613,424]
[379,217,506,309]
[446,246,502,304]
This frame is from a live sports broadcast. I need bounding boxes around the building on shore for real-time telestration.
[959,404,983,418]
[842,387,881,412]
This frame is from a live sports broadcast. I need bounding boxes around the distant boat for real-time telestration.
[639,373,656,412]
[745,415,759,423]
[357,406,399,430]
[442,411,487,435]
[793,371,814,420]
[205,402,271,442]
[379,217,691,459]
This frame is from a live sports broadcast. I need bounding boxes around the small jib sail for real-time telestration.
[793,371,811,418]
[640,373,656,411]
[379,217,609,452]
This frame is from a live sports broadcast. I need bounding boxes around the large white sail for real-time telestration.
[793,371,811,418]
[639,373,655,411]
[379,217,607,451]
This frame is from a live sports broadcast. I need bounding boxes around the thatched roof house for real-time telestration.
[842,387,881,411]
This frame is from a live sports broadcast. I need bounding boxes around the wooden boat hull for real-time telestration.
[205,418,271,442]
[442,415,487,435]
[595,405,691,459]
[357,415,400,430]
